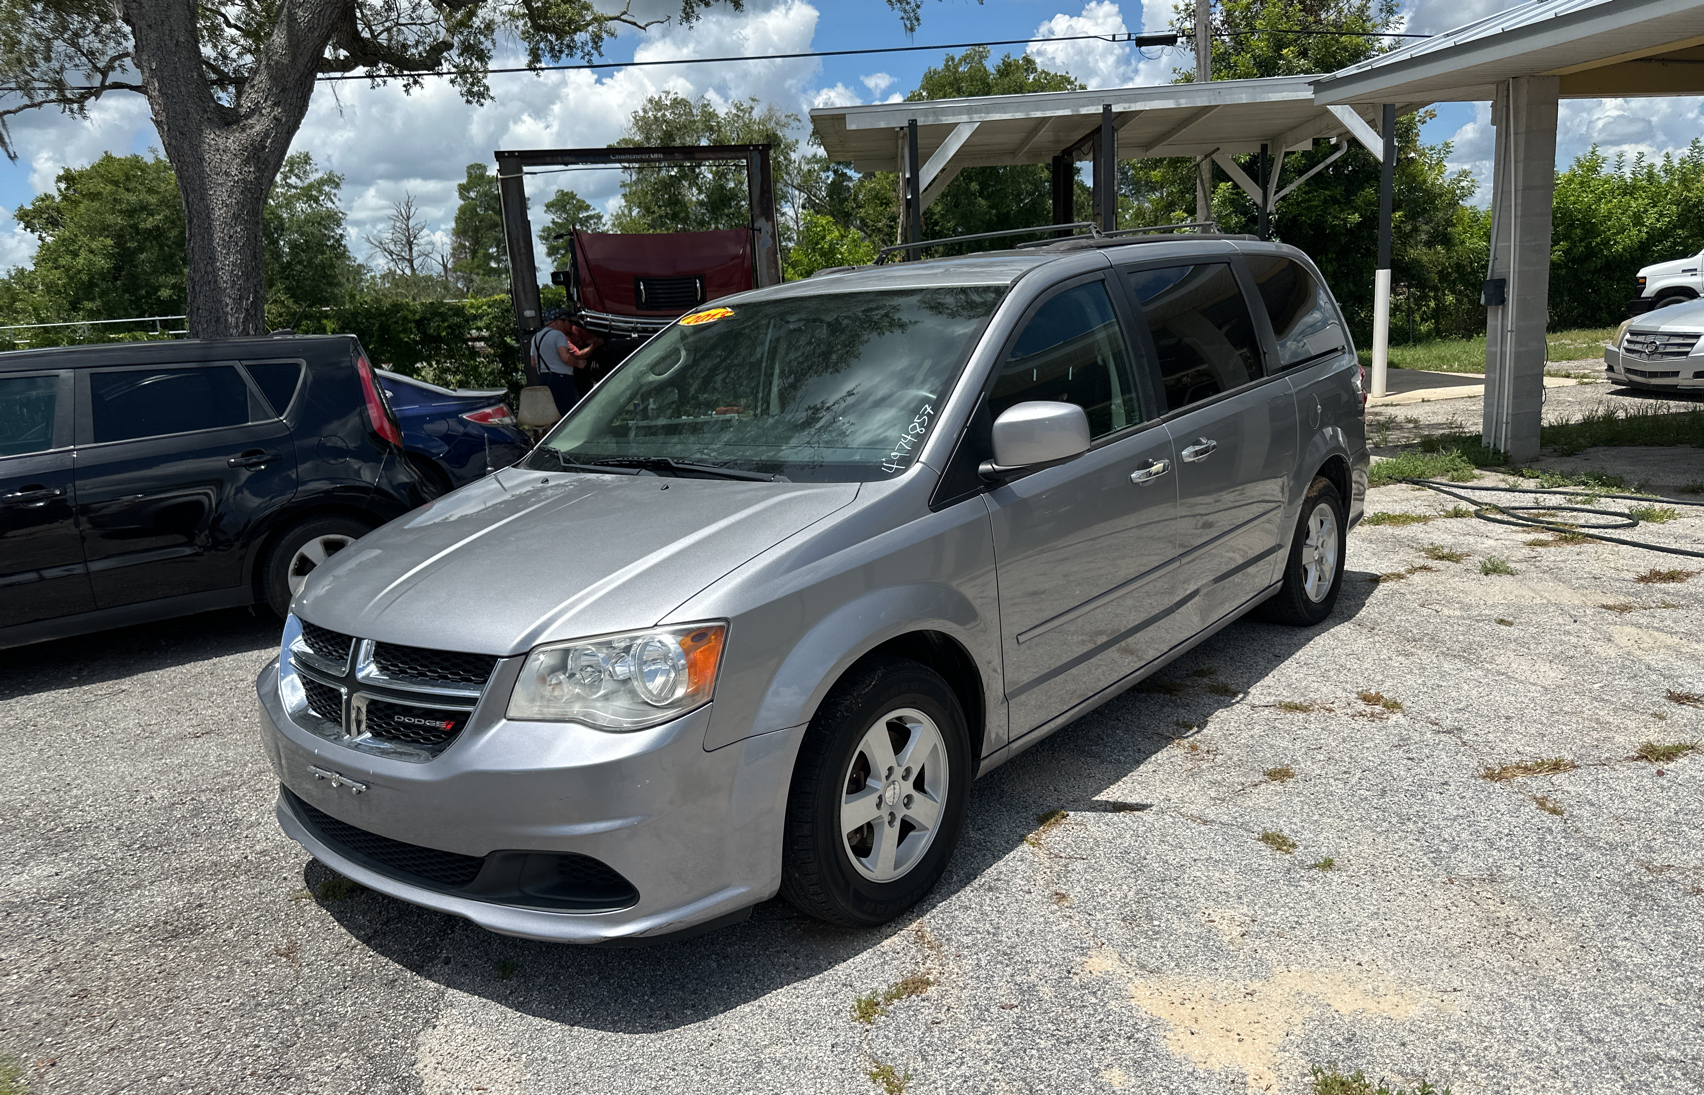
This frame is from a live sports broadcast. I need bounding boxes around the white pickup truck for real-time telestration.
[1629,247,1704,313]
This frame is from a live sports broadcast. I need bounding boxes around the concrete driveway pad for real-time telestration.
[3,469,1701,1094]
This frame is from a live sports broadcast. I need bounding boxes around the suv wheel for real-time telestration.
[1261,476,1346,627]
[261,515,372,619]
[780,658,971,927]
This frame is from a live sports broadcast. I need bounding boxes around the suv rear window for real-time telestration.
[1245,255,1346,369]
[244,361,305,416]
[89,365,251,443]
[1126,264,1262,413]
[0,375,57,457]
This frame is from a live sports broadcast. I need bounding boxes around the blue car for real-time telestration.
[376,371,530,497]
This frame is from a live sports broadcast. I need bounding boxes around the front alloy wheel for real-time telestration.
[839,707,949,883]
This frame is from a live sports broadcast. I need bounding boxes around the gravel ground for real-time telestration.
[5,409,1703,1095]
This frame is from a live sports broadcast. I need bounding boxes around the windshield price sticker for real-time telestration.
[680,307,735,327]
[881,403,935,474]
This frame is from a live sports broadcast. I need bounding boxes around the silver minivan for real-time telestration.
[255,236,1368,943]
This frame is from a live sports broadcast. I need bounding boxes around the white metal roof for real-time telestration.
[1313,0,1704,103]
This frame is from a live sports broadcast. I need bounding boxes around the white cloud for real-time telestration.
[0,213,37,272]
[812,83,863,109]
[1028,2,1141,89]
[860,72,894,96]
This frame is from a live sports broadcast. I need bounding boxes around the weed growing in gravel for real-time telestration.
[1259,830,1298,854]
[1480,557,1515,575]
[1357,691,1404,711]
[0,1054,24,1095]
[1653,711,1669,721]
[1495,618,1514,626]
[1025,810,1068,847]
[1191,666,1218,677]
[1634,741,1700,763]
[496,959,517,981]
[1362,511,1434,526]
[1309,1065,1452,1095]
[1173,719,1197,730]
[853,975,935,1025]
[1368,449,1481,487]
[1598,602,1637,614]
[1443,504,1474,518]
[1510,466,1634,492]
[315,876,361,902]
[1276,700,1317,713]
[1308,857,1336,871]
[1682,481,1704,494]
[1481,757,1577,781]
[1137,677,1190,696]
[1667,690,1703,707]
[1530,795,1565,817]
[1540,404,1704,456]
[1206,682,1239,697]
[1264,765,1296,783]
[1628,505,1679,524]
[1420,544,1468,562]
[867,1061,911,1095]
[1635,568,1698,584]
[1374,564,1438,583]
[1525,533,1589,547]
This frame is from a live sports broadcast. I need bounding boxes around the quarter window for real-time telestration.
[1127,264,1262,412]
[244,361,305,416]
[0,375,58,457]
[1245,255,1346,369]
[989,281,1142,438]
[89,365,251,443]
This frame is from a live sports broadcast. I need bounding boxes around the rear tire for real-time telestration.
[260,515,372,619]
[1260,477,1346,627]
[780,658,971,928]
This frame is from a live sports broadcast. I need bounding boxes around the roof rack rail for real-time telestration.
[875,222,1098,264]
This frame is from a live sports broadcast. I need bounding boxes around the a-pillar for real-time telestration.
[1482,76,1559,462]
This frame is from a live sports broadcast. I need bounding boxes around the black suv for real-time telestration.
[0,335,426,649]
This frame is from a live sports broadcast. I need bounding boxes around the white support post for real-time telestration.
[1371,268,1392,398]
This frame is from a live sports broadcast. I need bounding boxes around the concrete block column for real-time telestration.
[1482,75,1559,462]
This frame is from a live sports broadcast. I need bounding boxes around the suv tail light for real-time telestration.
[460,403,516,426]
[355,354,404,447]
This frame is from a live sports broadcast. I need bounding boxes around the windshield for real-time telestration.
[530,286,1006,482]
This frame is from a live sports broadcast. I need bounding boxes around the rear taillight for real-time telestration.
[460,403,516,426]
[355,354,404,447]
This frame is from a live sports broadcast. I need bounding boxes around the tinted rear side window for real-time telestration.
[244,361,305,416]
[1127,264,1262,413]
[989,281,1142,438]
[0,375,57,457]
[90,365,251,443]
[1245,255,1346,369]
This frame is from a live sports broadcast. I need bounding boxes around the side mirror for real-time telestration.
[980,401,1091,479]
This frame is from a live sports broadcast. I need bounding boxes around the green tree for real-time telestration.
[265,151,357,314]
[784,211,877,279]
[610,93,800,235]
[0,0,945,339]
[542,189,606,268]
[1172,0,1398,81]
[450,163,508,295]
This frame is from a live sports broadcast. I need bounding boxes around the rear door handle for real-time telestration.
[1181,438,1218,462]
[1,485,63,506]
[1129,459,1171,485]
[228,449,280,468]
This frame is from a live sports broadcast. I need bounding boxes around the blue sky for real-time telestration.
[0,0,1697,274]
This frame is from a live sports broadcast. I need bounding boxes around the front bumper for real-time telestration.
[1604,346,1704,390]
[255,657,804,943]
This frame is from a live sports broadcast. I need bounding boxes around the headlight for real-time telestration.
[1614,318,1634,350]
[506,622,726,731]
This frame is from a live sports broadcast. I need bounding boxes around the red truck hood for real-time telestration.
[574,229,753,317]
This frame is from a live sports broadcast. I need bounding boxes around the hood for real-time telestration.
[1628,295,1704,336]
[1639,252,1702,281]
[293,466,859,655]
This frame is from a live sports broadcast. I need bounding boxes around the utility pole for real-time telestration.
[1195,0,1212,227]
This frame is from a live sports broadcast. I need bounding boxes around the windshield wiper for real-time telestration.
[590,456,790,483]
[539,449,652,476]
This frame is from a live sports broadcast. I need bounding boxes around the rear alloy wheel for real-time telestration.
[261,515,372,619]
[1261,476,1347,627]
[780,658,971,927]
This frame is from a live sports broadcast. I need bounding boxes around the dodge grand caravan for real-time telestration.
[255,235,1369,943]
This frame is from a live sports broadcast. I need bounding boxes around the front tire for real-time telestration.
[1261,477,1346,626]
[260,515,372,619]
[780,658,972,928]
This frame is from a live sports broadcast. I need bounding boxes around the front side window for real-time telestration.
[89,365,251,443]
[533,286,1006,482]
[988,281,1142,438]
[0,375,58,457]
[1127,264,1262,412]
[1245,255,1346,369]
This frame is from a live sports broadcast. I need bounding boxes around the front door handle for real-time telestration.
[228,449,280,468]
[1,485,63,507]
[1129,459,1171,485]
[1181,438,1218,462]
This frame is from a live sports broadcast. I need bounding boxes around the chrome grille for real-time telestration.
[300,677,343,723]
[1621,330,1701,358]
[372,642,498,687]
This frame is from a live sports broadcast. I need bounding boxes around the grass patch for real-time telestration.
[1540,404,1704,456]
[1526,532,1590,547]
[1136,677,1190,696]
[1481,757,1577,782]
[1509,466,1635,492]
[1024,809,1069,847]
[0,1055,23,1095]
[1480,557,1515,575]
[853,974,935,1025]
[867,1062,911,1095]
[1628,504,1680,524]
[1495,617,1514,625]
[1420,544,1468,562]
[1599,602,1637,614]
[1206,681,1239,697]
[1190,666,1218,677]
[1633,740,1699,763]
[1530,795,1565,817]
[1357,690,1403,711]
[315,876,361,902]
[1442,504,1474,518]
[1681,480,1704,494]
[1308,856,1336,871]
[1368,449,1482,488]
[1309,1064,1453,1095]
[1259,830,1298,854]
[1362,511,1435,527]
[1665,690,1703,707]
[1263,765,1296,783]
[1276,700,1317,713]
[1355,328,1611,376]
[1635,568,1698,584]
[496,959,517,981]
